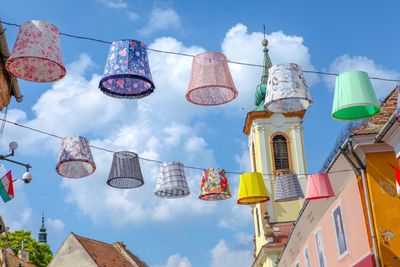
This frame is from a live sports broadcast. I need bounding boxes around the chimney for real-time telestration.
[113,242,140,267]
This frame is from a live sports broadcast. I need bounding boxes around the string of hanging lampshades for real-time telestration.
[1,19,395,205]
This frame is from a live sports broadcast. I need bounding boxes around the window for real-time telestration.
[251,141,257,171]
[314,229,327,267]
[272,135,290,171]
[332,205,348,257]
[304,247,311,267]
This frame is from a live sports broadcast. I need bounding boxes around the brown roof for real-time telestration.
[351,86,398,136]
[265,222,294,248]
[73,233,147,267]
[3,249,37,267]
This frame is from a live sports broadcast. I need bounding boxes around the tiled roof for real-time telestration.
[74,233,147,267]
[3,249,37,267]
[265,222,294,248]
[351,86,398,136]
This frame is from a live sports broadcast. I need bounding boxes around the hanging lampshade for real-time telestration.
[332,71,380,120]
[199,168,232,201]
[186,52,238,106]
[274,173,304,202]
[106,151,144,189]
[305,173,335,200]
[264,63,312,113]
[56,136,96,178]
[6,20,66,82]
[155,162,190,198]
[99,39,155,99]
[237,172,269,205]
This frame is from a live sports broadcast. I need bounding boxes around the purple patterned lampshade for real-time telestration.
[99,40,155,99]
[186,52,238,106]
[6,20,66,82]
[107,151,144,189]
[56,136,96,178]
[155,162,190,198]
[199,168,232,201]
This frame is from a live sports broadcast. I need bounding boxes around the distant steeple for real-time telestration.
[38,212,47,244]
[254,27,273,111]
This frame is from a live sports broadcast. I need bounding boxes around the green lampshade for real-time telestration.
[332,71,380,120]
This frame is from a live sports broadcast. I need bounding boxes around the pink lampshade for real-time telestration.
[305,173,335,200]
[186,52,238,106]
[56,136,96,178]
[6,20,66,82]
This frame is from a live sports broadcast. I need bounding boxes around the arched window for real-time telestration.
[272,135,290,171]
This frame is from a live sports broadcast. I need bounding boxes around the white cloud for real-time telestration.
[99,0,128,9]
[235,232,253,245]
[139,8,181,36]
[221,23,318,112]
[98,0,139,22]
[324,54,400,98]
[127,11,139,21]
[47,218,65,232]
[153,254,192,267]
[210,240,252,267]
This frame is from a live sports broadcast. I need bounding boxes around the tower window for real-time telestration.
[251,141,257,171]
[272,135,290,171]
[255,208,261,236]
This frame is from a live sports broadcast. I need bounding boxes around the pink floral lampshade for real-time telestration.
[186,52,238,106]
[199,168,232,201]
[6,20,66,82]
[305,173,335,200]
[56,136,96,178]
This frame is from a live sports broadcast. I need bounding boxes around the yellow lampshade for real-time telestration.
[237,172,269,204]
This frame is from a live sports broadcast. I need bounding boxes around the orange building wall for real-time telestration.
[366,151,400,266]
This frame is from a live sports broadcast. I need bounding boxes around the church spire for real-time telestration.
[38,212,47,244]
[254,27,273,111]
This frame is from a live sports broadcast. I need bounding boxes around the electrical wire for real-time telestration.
[1,20,400,83]
[0,118,356,178]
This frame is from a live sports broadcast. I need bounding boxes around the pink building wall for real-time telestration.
[293,178,372,267]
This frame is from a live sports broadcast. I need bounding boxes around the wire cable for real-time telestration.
[0,118,356,177]
[1,20,400,83]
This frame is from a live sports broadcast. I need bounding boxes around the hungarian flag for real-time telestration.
[0,171,14,203]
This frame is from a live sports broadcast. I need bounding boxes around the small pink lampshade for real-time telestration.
[6,20,66,82]
[186,52,238,106]
[305,173,335,200]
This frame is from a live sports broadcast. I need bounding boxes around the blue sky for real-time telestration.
[1,1,400,266]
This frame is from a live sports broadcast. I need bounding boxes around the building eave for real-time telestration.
[0,21,23,103]
[243,110,305,135]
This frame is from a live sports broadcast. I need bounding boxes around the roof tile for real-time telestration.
[74,234,147,267]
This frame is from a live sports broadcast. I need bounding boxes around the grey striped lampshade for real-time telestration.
[274,173,304,202]
[106,151,144,189]
[155,162,190,198]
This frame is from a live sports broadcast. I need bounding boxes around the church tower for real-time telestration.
[38,212,47,244]
[243,38,308,266]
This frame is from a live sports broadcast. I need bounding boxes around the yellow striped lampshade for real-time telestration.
[237,172,269,205]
